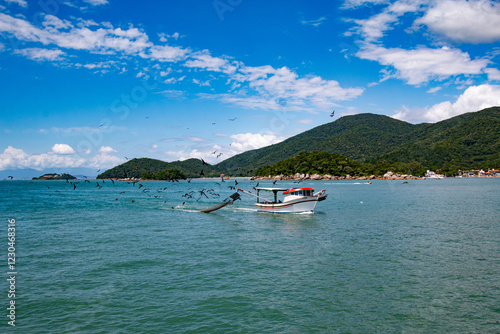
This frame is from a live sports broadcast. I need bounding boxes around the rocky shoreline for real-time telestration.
[250,171,423,181]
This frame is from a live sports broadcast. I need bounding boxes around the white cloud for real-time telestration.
[0,13,182,58]
[98,146,117,154]
[3,0,27,7]
[357,44,490,85]
[215,65,364,110]
[140,44,189,62]
[346,0,423,42]
[83,0,109,6]
[342,0,389,10]
[228,132,284,153]
[0,146,85,171]
[52,144,76,155]
[485,68,500,81]
[14,48,65,61]
[184,50,237,74]
[415,0,500,43]
[156,89,185,97]
[426,86,441,93]
[89,150,122,169]
[300,17,327,27]
[393,84,500,122]
[164,132,285,164]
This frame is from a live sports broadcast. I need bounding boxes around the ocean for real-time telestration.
[1,178,499,333]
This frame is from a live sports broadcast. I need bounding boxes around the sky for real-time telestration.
[1,0,500,174]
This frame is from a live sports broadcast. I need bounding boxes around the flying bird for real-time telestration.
[201,158,209,166]
[229,117,237,121]
[200,170,205,177]
[217,153,223,158]
[330,110,335,117]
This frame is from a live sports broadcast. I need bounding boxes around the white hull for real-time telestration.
[256,197,320,213]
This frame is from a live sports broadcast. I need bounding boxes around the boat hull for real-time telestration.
[256,198,319,213]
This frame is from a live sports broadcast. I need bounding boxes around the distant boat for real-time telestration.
[238,187,328,213]
[425,170,444,179]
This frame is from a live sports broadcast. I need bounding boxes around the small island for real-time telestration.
[32,173,77,180]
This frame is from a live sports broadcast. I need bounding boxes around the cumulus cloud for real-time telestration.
[0,145,123,171]
[415,0,500,43]
[0,12,184,59]
[228,133,283,153]
[52,143,76,155]
[357,44,489,85]
[485,68,500,81]
[392,84,500,122]
[98,146,117,154]
[0,146,85,171]
[164,132,285,163]
[89,147,122,169]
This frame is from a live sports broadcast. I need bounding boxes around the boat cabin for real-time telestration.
[282,188,314,197]
[255,187,316,204]
[255,187,288,204]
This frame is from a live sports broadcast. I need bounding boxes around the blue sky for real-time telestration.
[1,0,500,173]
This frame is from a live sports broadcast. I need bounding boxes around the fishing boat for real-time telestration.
[238,187,328,213]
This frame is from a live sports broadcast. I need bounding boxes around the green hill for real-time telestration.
[219,107,500,175]
[97,158,219,179]
[372,107,500,172]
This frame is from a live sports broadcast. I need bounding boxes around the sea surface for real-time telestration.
[1,178,499,333]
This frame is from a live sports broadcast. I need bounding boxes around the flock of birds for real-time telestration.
[37,159,279,210]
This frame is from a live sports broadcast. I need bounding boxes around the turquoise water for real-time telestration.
[1,178,499,333]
